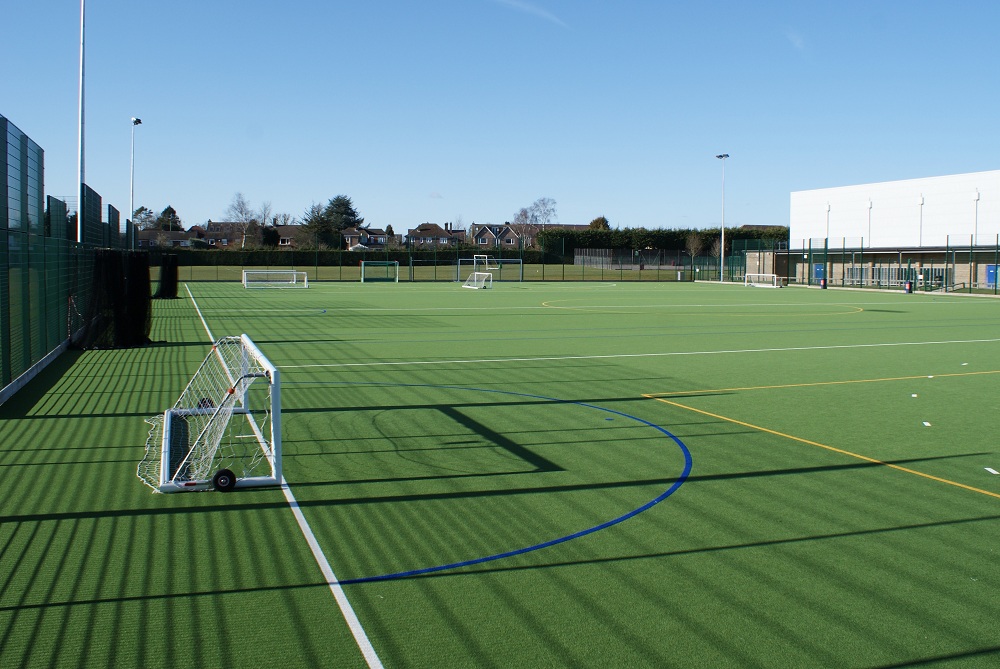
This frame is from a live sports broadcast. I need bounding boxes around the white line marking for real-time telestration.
[923,422,932,427]
[184,284,383,669]
[185,284,215,342]
[281,337,1000,370]
[282,479,384,668]
[986,468,999,475]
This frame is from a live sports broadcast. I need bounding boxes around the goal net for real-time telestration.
[473,254,500,271]
[242,270,308,288]
[360,260,399,283]
[463,272,493,290]
[457,257,523,282]
[138,335,282,492]
[744,273,783,288]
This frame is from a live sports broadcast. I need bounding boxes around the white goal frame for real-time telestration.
[360,260,400,283]
[457,257,523,282]
[462,272,493,289]
[744,273,784,288]
[242,270,309,288]
[138,335,281,493]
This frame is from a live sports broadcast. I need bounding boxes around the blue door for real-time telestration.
[813,264,825,280]
[988,264,997,289]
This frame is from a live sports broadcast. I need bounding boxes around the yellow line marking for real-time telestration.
[645,395,1000,500]
[645,369,1000,397]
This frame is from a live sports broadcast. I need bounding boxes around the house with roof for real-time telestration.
[406,222,466,246]
[342,227,394,250]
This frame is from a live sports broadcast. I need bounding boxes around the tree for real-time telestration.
[528,197,557,229]
[155,205,183,231]
[323,195,364,231]
[685,231,706,259]
[299,202,336,248]
[226,192,257,248]
[385,224,394,237]
[589,216,610,230]
[132,206,156,230]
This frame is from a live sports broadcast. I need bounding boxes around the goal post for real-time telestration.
[138,335,281,493]
[744,273,784,288]
[462,272,493,289]
[360,260,399,283]
[473,254,500,271]
[242,270,308,288]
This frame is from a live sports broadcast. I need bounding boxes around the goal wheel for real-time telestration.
[213,469,237,492]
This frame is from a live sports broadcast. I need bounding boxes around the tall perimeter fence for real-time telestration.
[1,114,138,404]
[144,235,1000,297]
[739,236,1000,294]
[147,246,714,284]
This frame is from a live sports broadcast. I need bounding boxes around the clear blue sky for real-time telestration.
[3,1,999,232]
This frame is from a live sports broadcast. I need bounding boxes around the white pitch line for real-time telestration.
[986,468,999,475]
[184,284,383,669]
[281,337,1000,370]
[282,479,384,668]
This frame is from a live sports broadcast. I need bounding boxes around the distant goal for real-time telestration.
[463,272,493,290]
[361,260,399,283]
[243,270,308,288]
[744,273,784,288]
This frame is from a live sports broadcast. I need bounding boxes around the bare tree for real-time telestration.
[226,192,257,248]
[685,231,706,259]
[528,197,557,230]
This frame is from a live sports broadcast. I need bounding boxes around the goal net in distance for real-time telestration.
[744,273,784,288]
[243,270,308,288]
[463,272,493,289]
[473,254,500,271]
[457,257,523,281]
[360,260,399,283]
[138,334,281,493]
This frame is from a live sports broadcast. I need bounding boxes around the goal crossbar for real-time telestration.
[744,273,784,288]
[243,270,308,288]
[463,272,493,289]
[360,260,399,283]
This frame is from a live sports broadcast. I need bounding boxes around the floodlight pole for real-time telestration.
[716,154,729,282]
[129,118,142,249]
[77,0,86,243]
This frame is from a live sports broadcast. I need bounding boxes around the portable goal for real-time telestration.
[138,335,281,492]
[242,270,308,288]
[744,273,784,288]
[360,260,399,282]
[457,257,523,282]
[463,272,493,289]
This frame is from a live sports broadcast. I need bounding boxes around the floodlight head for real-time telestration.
[716,153,729,159]
[132,117,142,125]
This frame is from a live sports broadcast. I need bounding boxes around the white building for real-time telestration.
[790,170,1000,248]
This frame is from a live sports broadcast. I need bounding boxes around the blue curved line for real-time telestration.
[324,386,692,585]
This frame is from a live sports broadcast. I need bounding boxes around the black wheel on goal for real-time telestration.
[213,469,237,492]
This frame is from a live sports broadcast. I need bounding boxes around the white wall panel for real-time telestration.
[790,171,1000,247]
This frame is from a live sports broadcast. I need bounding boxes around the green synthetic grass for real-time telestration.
[3,281,1000,668]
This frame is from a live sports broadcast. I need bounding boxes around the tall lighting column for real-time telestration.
[715,154,729,282]
[129,117,142,249]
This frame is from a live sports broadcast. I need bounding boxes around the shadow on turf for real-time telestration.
[280,391,729,417]
[0,452,983,525]
[374,511,1000,583]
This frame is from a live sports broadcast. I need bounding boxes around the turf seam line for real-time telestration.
[185,284,383,669]
[647,396,1000,501]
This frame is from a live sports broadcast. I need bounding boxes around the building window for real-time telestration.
[279,237,291,246]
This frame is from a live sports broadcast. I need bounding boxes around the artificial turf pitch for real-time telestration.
[2,280,1000,668]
